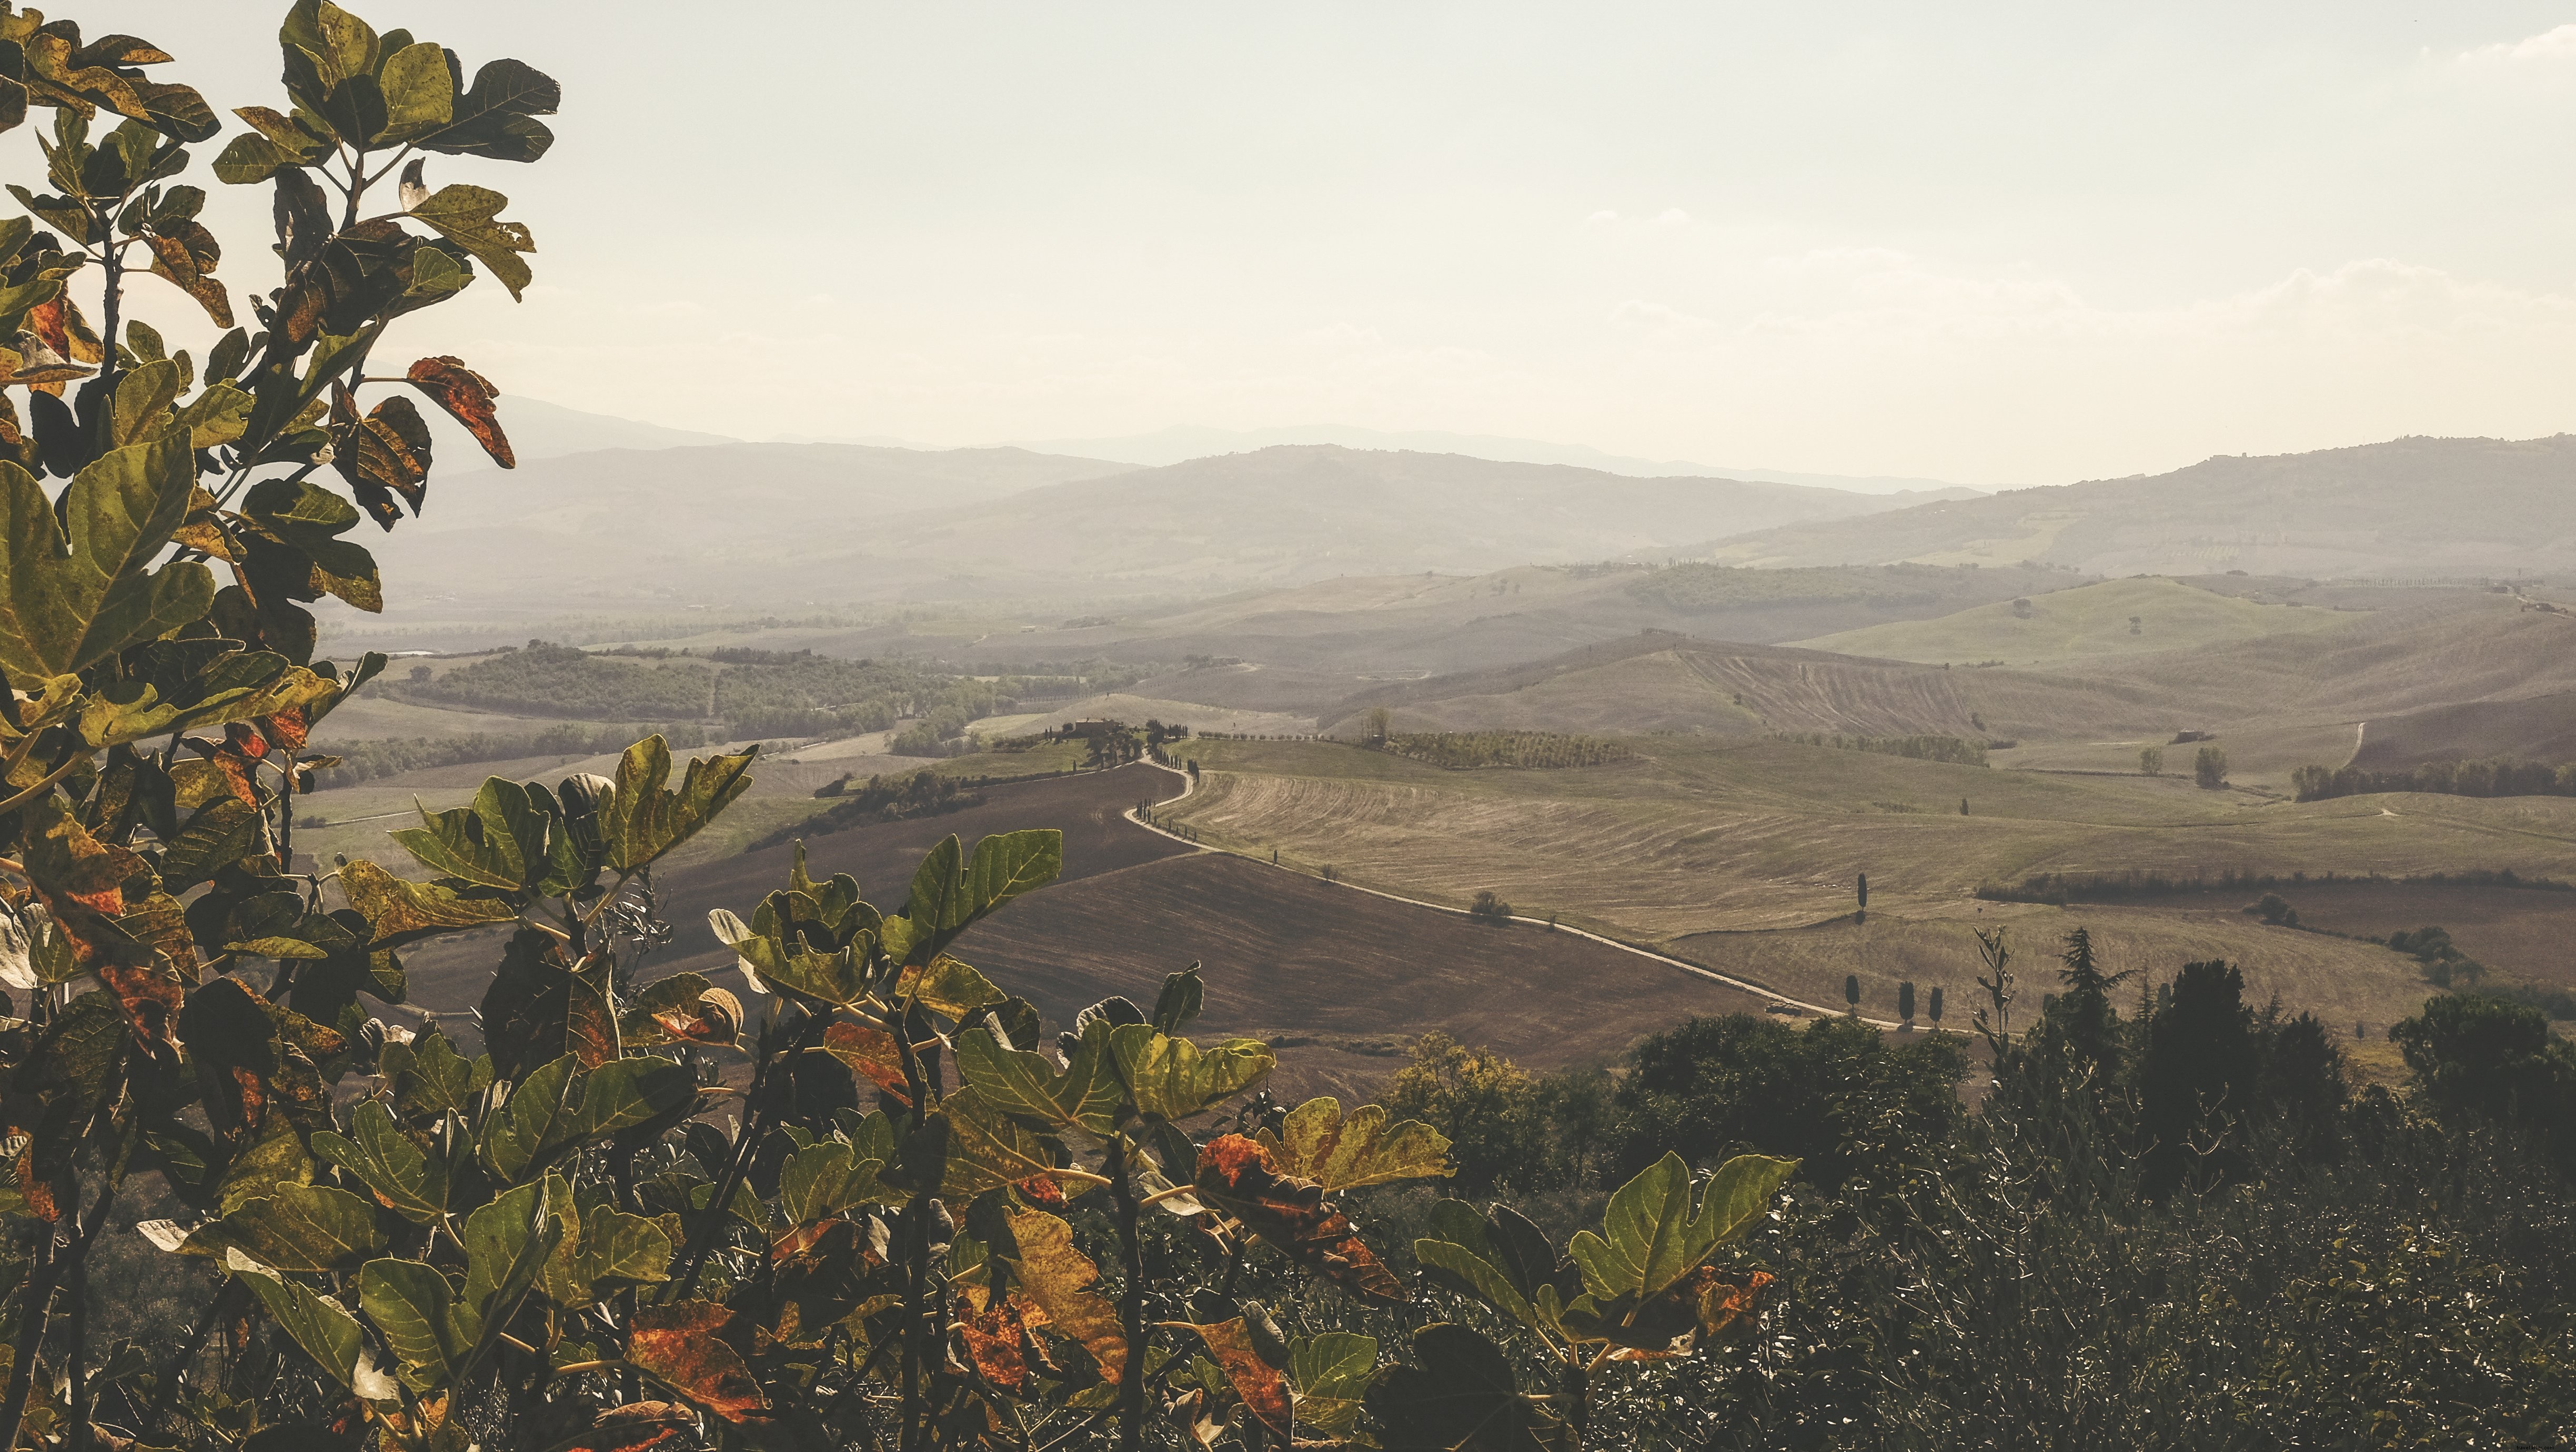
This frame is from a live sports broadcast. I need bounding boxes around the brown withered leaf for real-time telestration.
[333,399,431,529]
[544,1401,693,1452]
[1189,1317,1292,1438]
[406,356,515,468]
[145,231,233,328]
[1194,1135,1405,1306]
[958,1296,1044,1393]
[627,1302,767,1423]
[821,1020,912,1106]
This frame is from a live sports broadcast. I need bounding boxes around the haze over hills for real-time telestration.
[1699,435,2576,578]
[338,442,1981,639]
[417,396,741,465]
[999,423,1981,495]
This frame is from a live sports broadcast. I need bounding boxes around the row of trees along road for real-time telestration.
[0,6,1790,1450]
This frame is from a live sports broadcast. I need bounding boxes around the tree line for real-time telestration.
[1367,927,2576,1445]
[1378,731,1636,770]
[306,721,716,790]
[1772,731,1989,767]
[2291,755,2576,802]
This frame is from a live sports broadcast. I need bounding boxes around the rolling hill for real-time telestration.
[856,446,1982,588]
[1696,434,2576,578]
[1796,576,2354,664]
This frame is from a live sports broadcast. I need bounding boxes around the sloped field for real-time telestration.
[1796,577,2350,666]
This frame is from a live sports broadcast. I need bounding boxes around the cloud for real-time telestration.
[2459,23,2576,63]
[1656,207,1690,225]
[1585,209,1620,224]
[1608,298,1709,330]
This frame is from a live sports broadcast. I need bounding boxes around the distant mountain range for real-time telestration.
[1702,435,2576,579]
[336,441,1967,641]
[416,397,741,465]
[995,424,1980,496]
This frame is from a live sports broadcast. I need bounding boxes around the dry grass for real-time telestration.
[1157,734,2576,1026]
[1666,902,2438,1035]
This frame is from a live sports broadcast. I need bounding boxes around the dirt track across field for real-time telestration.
[397,759,1780,1101]
[951,851,1771,1100]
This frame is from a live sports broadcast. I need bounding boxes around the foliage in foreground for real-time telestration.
[0,14,1793,1452]
[1374,929,2576,1448]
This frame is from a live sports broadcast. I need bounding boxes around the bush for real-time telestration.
[1466,889,1514,924]
[2195,743,2229,788]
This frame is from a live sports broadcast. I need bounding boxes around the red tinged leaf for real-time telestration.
[627,1302,767,1423]
[405,356,515,468]
[821,1020,912,1106]
[98,962,183,1051]
[1189,1318,1292,1438]
[259,706,311,753]
[958,1297,1043,1392]
[1194,1135,1405,1305]
[1012,1173,1065,1209]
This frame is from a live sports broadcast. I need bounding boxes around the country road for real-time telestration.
[1123,755,1903,1029]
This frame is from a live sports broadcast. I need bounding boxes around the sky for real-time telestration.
[61,3,2576,486]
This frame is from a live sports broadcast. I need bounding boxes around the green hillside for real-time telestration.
[1796,577,2353,664]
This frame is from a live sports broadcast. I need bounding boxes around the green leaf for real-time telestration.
[1111,1024,1275,1122]
[955,1021,1121,1139]
[778,1138,885,1224]
[893,953,1004,1021]
[0,429,212,680]
[374,41,452,143]
[182,1183,387,1273]
[1289,1332,1377,1439]
[390,777,547,891]
[1367,1323,1566,1452]
[156,798,266,891]
[566,1203,672,1296]
[457,1175,565,1351]
[313,1100,448,1225]
[1151,963,1203,1034]
[1261,1097,1451,1191]
[413,57,558,164]
[572,1055,697,1139]
[477,1052,576,1183]
[230,1251,378,1394]
[931,1084,1064,1200]
[212,132,299,185]
[600,737,756,873]
[1414,1200,1578,1342]
[338,858,519,947]
[404,183,534,300]
[359,1256,466,1393]
[386,1028,485,1118]
[109,358,180,446]
[1568,1152,1797,1304]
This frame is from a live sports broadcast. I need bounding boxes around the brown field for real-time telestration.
[2192,881,2576,992]
[951,854,1770,1101]
[2347,691,2576,772]
[397,763,1191,1024]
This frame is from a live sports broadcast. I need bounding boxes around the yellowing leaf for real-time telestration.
[1003,1208,1126,1384]
[1261,1097,1450,1191]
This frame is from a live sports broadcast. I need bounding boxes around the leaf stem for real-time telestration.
[0,753,93,818]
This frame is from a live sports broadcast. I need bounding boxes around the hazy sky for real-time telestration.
[66,4,2576,484]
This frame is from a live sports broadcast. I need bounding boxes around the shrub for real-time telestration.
[2196,743,2230,788]
[1467,889,1515,924]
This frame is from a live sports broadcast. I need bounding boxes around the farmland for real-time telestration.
[1150,733,2576,1027]
[1795,576,2353,665]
